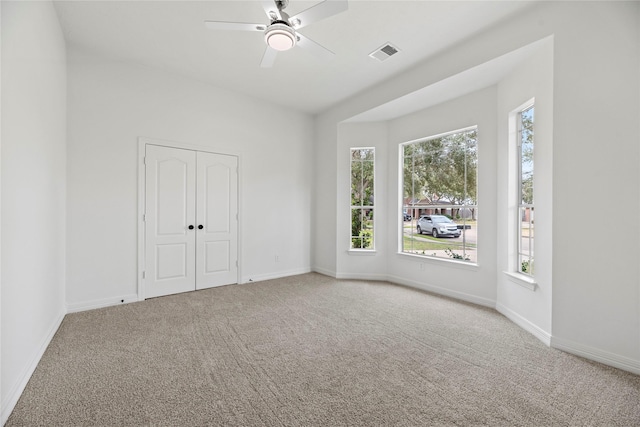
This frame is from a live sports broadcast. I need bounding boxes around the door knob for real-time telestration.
[198,225,204,230]
[188,225,194,230]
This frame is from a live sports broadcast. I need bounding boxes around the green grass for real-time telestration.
[403,235,456,251]
[402,233,477,251]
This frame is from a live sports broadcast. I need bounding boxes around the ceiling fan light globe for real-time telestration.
[268,33,294,51]
[264,24,296,51]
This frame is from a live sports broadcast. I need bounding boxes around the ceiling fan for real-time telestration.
[205,0,348,68]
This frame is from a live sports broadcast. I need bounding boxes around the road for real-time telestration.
[403,219,477,245]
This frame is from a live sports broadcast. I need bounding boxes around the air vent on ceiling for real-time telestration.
[369,43,401,62]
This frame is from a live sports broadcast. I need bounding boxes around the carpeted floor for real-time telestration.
[7,273,640,426]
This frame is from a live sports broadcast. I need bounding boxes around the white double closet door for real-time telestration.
[144,144,238,299]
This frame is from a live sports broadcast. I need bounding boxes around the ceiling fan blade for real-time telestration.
[296,33,334,61]
[260,47,278,68]
[289,0,348,29]
[261,0,282,21]
[205,21,266,32]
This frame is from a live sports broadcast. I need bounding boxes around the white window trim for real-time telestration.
[347,249,378,256]
[350,147,376,251]
[399,251,480,271]
[503,271,538,291]
[398,126,478,264]
[514,100,535,277]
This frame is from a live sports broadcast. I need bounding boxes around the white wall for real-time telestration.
[1,0,67,421]
[386,87,498,307]
[314,1,640,373]
[549,1,639,369]
[313,0,556,282]
[496,39,554,343]
[312,114,339,276]
[66,46,314,309]
[336,122,388,280]
[333,89,499,306]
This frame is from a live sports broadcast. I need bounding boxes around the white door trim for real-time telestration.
[137,137,242,301]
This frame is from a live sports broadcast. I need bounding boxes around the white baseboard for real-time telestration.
[551,336,640,375]
[319,270,495,308]
[240,267,312,284]
[311,266,337,278]
[313,269,496,308]
[335,272,388,281]
[496,303,551,346]
[298,271,640,376]
[66,293,139,313]
[385,274,495,308]
[1,310,65,425]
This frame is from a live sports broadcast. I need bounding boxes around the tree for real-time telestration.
[351,149,374,207]
[520,107,534,205]
[403,129,477,218]
[351,149,374,249]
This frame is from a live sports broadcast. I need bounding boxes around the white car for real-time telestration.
[417,215,461,238]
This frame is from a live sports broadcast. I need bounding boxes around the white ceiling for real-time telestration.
[52,0,536,115]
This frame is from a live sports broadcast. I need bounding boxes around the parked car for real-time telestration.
[403,211,412,221]
[417,215,461,238]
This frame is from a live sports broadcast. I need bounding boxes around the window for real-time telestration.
[401,127,478,262]
[517,105,534,275]
[350,148,375,250]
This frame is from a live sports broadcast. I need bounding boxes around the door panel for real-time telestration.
[196,152,238,289]
[156,243,188,280]
[156,158,191,235]
[145,145,196,298]
[205,241,230,273]
[205,164,231,233]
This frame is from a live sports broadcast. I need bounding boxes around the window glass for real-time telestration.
[518,105,534,274]
[351,148,375,250]
[401,128,478,262]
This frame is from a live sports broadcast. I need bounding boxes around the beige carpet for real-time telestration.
[7,273,640,426]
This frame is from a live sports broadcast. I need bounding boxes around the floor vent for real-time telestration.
[369,43,401,62]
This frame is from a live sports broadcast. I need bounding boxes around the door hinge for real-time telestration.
[143,214,146,222]
[143,156,146,165]
[142,271,145,279]
[235,260,238,267]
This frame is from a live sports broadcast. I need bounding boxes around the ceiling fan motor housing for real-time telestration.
[275,0,289,11]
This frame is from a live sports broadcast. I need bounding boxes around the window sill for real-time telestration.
[398,252,479,271]
[503,271,537,291]
[347,249,377,256]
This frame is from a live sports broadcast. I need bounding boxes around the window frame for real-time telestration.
[399,126,478,264]
[349,147,375,251]
[515,102,535,277]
